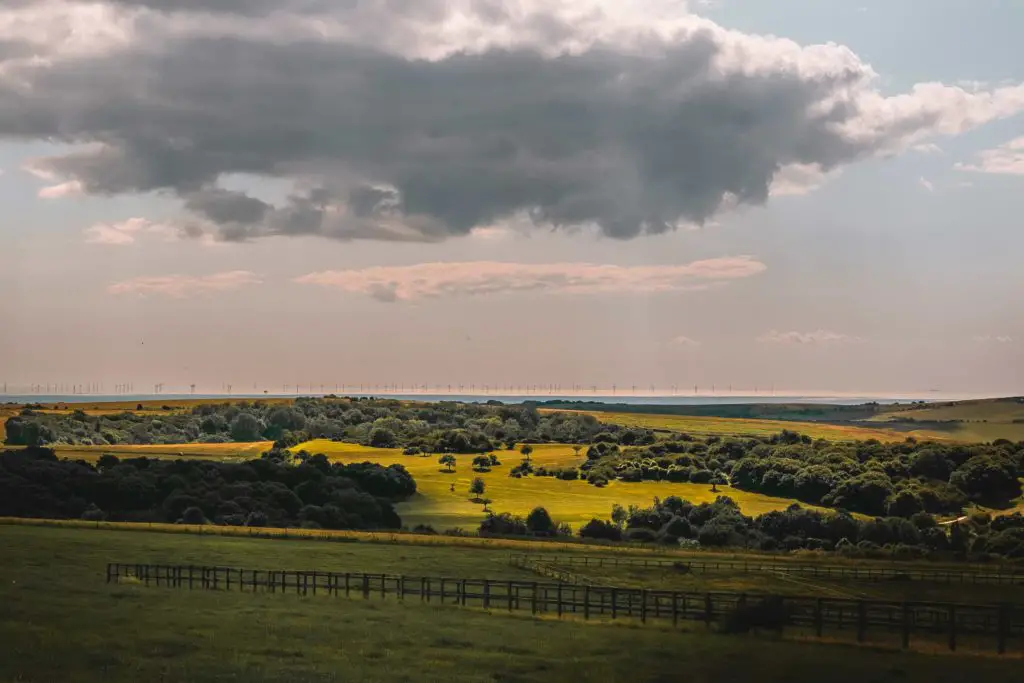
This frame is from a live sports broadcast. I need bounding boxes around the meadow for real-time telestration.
[552,410,922,442]
[869,398,1024,443]
[292,440,832,530]
[3,524,1022,683]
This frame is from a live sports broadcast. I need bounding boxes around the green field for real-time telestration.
[295,440,831,530]
[558,410,918,442]
[3,524,1021,682]
[869,398,1024,443]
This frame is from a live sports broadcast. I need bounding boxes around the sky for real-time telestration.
[1,0,1022,397]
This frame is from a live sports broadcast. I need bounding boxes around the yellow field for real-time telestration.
[55,441,272,461]
[294,440,829,531]
[556,411,917,442]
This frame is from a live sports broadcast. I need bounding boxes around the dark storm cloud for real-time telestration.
[2,1,1021,242]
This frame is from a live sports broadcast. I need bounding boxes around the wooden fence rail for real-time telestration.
[106,563,1022,655]
[508,554,1024,585]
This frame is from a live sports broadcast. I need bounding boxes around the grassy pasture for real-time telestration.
[555,410,919,442]
[296,440,837,531]
[865,398,1024,443]
[54,440,273,461]
[2,525,1022,682]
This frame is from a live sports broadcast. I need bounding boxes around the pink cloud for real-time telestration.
[758,330,858,344]
[294,257,766,302]
[108,271,262,297]
[84,218,179,245]
[955,136,1024,175]
[38,180,84,198]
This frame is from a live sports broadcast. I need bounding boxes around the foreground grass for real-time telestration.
[295,440,825,530]
[3,526,1021,683]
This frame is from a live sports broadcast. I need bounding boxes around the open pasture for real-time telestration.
[297,440,838,531]
[553,410,924,442]
[2,525,1022,682]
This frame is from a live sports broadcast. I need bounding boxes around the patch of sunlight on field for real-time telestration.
[566,411,913,442]
[55,441,272,461]
[296,440,826,531]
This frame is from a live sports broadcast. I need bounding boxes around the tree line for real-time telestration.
[0,446,415,530]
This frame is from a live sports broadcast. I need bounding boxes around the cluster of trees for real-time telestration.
[580,431,1024,517]
[0,447,415,530]
[5,399,638,453]
[478,506,573,538]
[568,496,1024,560]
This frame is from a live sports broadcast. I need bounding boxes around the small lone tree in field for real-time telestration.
[472,454,492,472]
[520,444,534,462]
[481,498,493,512]
[439,453,457,472]
[469,477,486,499]
[572,445,583,459]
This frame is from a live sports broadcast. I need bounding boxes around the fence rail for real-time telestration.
[107,562,1022,655]
[508,554,1024,585]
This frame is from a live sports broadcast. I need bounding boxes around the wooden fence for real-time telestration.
[107,563,1022,655]
[509,554,1024,585]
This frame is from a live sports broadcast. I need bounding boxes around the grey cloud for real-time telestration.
[3,1,1022,243]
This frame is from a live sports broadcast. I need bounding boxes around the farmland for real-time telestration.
[552,410,917,442]
[292,440,831,530]
[2,524,1022,683]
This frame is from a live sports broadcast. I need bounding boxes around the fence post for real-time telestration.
[997,604,1009,655]
[507,581,513,611]
[815,599,824,638]
[584,586,591,620]
[557,584,563,618]
[460,579,467,606]
[948,604,957,652]
[704,594,713,627]
[901,602,911,650]
[380,574,385,599]
[400,575,406,601]
[857,601,867,643]
[612,588,618,620]
[189,565,195,590]
[483,580,491,609]
[345,572,350,597]
[312,571,317,596]
[106,563,113,584]
[531,582,538,615]
[362,574,370,599]
[672,592,679,628]
[641,590,647,624]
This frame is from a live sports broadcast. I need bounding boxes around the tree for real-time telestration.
[229,413,263,442]
[526,506,555,535]
[368,427,397,448]
[611,503,627,529]
[438,454,456,472]
[472,455,492,471]
[469,477,486,498]
[520,444,534,461]
[180,506,207,525]
[572,445,583,459]
[480,498,493,512]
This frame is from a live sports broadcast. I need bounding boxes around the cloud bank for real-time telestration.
[294,257,765,302]
[5,1,1024,242]
[108,270,262,297]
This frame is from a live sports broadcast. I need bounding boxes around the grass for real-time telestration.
[297,440,839,531]
[558,410,916,442]
[55,440,272,461]
[3,525,1023,682]
[864,398,1024,443]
